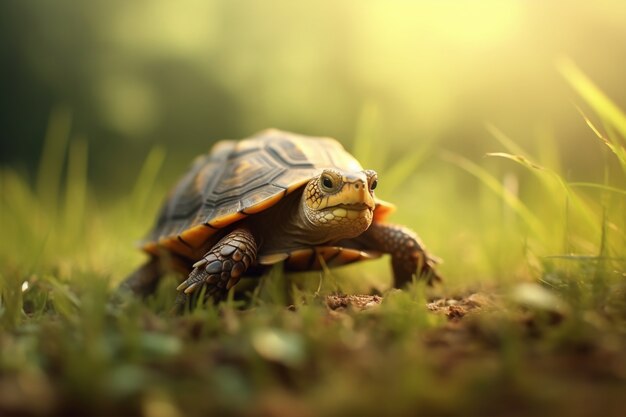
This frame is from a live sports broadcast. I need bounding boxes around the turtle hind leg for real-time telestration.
[118,257,164,298]
[352,222,442,288]
[175,227,257,309]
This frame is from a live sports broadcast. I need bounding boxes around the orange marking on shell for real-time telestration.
[325,248,380,266]
[258,252,289,265]
[159,236,196,259]
[286,248,315,270]
[243,192,285,214]
[181,224,215,248]
[157,236,171,247]
[281,247,384,271]
[208,212,246,229]
[142,242,159,256]
[336,248,362,263]
[311,246,340,269]
[358,250,381,260]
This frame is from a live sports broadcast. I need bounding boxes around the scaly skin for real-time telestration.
[359,222,442,287]
[175,227,257,305]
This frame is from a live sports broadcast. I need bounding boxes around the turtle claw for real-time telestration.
[192,258,208,268]
[226,276,239,290]
[176,267,204,291]
[183,281,201,294]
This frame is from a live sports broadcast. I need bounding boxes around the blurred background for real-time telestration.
[1,0,625,286]
[3,0,626,180]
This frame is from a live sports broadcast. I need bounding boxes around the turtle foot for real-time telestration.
[175,227,257,308]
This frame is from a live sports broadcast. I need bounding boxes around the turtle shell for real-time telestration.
[143,129,395,259]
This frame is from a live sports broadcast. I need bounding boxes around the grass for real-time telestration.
[1,63,626,416]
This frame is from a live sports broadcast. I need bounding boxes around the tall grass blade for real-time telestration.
[557,57,626,140]
[569,182,626,197]
[64,138,89,241]
[2,169,39,239]
[131,146,166,216]
[382,144,431,195]
[0,169,52,270]
[575,107,626,172]
[486,152,546,171]
[485,123,531,158]
[0,272,23,330]
[486,152,600,234]
[352,101,380,169]
[441,151,545,239]
[36,106,72,213]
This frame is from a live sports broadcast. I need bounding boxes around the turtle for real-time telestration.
[121,129,441,305]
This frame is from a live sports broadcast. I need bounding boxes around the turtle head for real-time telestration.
[301,168,377,240]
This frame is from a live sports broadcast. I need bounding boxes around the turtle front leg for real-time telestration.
[358,223,442,288]
[176,227,257,306]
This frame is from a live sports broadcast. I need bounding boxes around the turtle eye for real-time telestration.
[321,175,334,190]
[364,170,378,192]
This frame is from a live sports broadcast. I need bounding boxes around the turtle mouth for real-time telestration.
[334,203,372,211]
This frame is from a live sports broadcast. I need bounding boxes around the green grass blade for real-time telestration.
[557,57,626,140]
[381,144,431,195]
[485,123,531,158]
[131,146,166,216]
[575,107,626,172]
[1,169,40,239]
[36,106,72,212]
[64,138,89,241]
[569,182,626,197]
[441,151,545,239]
[486,152,600,234]
[0,272,23,330]
[486,152,547,171]
[352,101,380,169]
